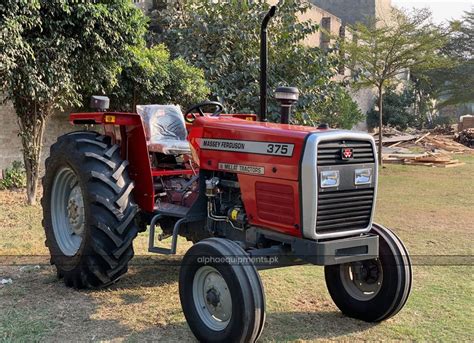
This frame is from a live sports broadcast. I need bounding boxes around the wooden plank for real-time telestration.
[414,132,430,144]
[376,135,418,144]
[415,156,452,163]
[388,141,403,148]
[404,161,434,167]
[386,153,427,159]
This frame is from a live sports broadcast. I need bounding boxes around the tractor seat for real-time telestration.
[136,104,191,155]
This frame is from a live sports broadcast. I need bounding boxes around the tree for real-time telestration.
[343,8,450,165]
[147,0,363,129]
[110,44,209,111]
[415,9,474,108]
[438,9,474,106]
[0,1,39,84]
[0,1,147,204]
[367,87,417,130]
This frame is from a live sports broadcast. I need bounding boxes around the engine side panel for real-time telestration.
[238,175,301,237]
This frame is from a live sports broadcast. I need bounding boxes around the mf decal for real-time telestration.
[199,138,294,157]
[218,163,265,175]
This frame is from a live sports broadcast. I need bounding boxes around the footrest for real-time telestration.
[154,203,189,218]
[148,215,186,255]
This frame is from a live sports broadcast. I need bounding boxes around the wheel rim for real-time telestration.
[51,167,85,256]
[192,266,232,331]
[340,259,383,301]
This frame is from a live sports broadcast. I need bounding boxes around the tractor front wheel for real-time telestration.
[324,223,412,322]
[42,131,139,288]
[179,238,266,343]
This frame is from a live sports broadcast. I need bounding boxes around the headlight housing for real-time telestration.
[320,170,340,188]
[354,168,372,185]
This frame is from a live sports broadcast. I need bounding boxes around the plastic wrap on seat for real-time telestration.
[147,141,191,155]
[136,104,187,141]
[136,104,190,155]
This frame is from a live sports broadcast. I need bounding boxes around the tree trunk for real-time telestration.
[378,85,383,167]
[16,102,47,205]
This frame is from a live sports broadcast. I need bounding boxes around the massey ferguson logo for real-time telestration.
[341,147,353,160]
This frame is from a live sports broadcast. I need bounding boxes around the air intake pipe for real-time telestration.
[259,5,277,122]
[275,87,299,124]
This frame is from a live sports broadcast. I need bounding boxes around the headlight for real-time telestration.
[320,170,340,188]
[355,168,372,185]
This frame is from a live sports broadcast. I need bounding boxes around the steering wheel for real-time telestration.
[184,101,224,123]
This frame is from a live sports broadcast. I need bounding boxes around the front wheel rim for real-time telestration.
[192,266,232,331]
[340,259,383,301]
[51,167,85,256]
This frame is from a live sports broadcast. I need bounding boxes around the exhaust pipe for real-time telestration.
[259,5,277,122]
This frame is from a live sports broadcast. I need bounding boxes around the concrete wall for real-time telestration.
[266,0,343,49]
[0,102,83,173]
[132,0,153,12]
[310,0,392,26]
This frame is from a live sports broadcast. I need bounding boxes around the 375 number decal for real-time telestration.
[267,144,290,155]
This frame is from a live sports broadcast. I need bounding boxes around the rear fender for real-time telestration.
[69,112,155,212]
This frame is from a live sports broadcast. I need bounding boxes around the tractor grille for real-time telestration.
[315,138,375,235]
[316,188,374,234]
[317,140,375,166]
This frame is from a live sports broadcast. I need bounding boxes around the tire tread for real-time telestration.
[42,131,138,288]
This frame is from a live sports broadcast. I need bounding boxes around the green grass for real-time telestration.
[1,156,473,342]
[0,309,56,343]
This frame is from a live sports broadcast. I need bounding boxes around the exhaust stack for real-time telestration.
[259,5,277,122]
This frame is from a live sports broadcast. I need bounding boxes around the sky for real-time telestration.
[392,0,473,24]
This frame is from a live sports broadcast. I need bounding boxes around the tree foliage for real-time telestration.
[147,0,363,128]
[110,44,209,111]
[0,1,39,83]
[414,9,474,107]
[0,1,210,204]
[345,9,449,92]
[367,87,416,130]
[0,1,147,204]
[342,8,450,164]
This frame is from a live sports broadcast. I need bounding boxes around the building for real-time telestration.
[310,0,393,26]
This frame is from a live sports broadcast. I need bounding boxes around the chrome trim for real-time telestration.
[301,130,378,240]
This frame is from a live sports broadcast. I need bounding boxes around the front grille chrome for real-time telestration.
[316,188,374,234]
[300,132,378,240]
[317,140,375,166]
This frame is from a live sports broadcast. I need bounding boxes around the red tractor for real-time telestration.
[42,6,411,342]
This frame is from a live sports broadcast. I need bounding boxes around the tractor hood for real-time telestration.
[188,116,336,181]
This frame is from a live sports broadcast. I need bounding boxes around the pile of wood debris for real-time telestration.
[373,127,472,168]
[455,129,474,148]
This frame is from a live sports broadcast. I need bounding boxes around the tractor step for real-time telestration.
[154,203,189,218]
[148,214,186,255]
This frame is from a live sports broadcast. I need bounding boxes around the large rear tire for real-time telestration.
[324,223,412,322]
[179,238,266,343]
[42,131,139,288]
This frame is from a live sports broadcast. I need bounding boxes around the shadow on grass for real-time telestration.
[0,258,377,342]
[264,311,377,341]
[112,255,181,289]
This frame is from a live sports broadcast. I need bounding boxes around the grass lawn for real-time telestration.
[1,155,473,342]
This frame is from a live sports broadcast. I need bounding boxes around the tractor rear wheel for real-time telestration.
[324,223,412,322]
[179,238,266,343]
[42,131,139,288]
